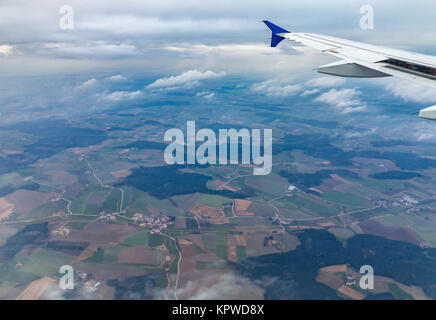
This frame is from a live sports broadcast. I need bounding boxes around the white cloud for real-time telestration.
[197,91,215,100]
[163,43,274,55]
[108,74,127,81]
[301,88,319,96]
[408,123,436,142]
[83,78,98,86]
[103,90,143,101]
[385,80,436,103]
[306,76,346,88]
[50,41,139,59]
[315,88,366,113]
[376,120,436,142]
[79,16,254,36]
[0,45,14,56]
[158,43,327,78]
[146,70,226,90]
[75,78,98,90]
[252,79,302,97]
[41,283,97,300]
[161,271,263,300]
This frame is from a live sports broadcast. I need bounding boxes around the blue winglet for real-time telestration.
[263,20,290,34]
[263,20,290,47]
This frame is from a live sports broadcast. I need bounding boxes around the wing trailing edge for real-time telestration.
[262,20,436,120]
[419,105,436,121]
[317,60,391,78]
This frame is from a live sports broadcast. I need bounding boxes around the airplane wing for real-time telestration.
[262,20,436,119]
[263,20,436,89]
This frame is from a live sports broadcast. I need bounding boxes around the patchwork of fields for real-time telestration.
[0,103,435,300]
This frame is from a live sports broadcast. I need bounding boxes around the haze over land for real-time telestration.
[0,0,435,300]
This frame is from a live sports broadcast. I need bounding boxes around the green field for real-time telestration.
[84,248,105,263]
[216,233,228,260]
[102,188,122,213]
[65,221,88,230]
[201,233,216,253]
[168,257,179,274]
[84,246,121,264]
[27,201,66,219]
[388,283,414,300]
[0,262,39,285]
[374,215,411,227]
[244,173,289,195]
[16,248,74,277]
[361,178,404,192]
[197,194,232,208]
[196,260,230,270]
[287,195,339,217]
[123,187,180,217]
[122,230,165,247]
[323,190,367,207]
[236,246,246,262]
[164,238,178,255]
[69,189,107,214]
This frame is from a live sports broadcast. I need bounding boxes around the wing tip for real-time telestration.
[263,20,290,34]
[263,20,290,47]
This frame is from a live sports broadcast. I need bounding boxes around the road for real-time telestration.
[160,232,181,300]
[85,158,125,214]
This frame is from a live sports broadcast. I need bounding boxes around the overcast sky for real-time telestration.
[1,0,436,77]
[1,0,436,142]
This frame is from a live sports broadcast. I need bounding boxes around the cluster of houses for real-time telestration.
[100,211,120,222]
[376,195,420,209]
[344,274,357,286]
[132,214,175,234]
[287,184,297,194]
[78,272,100,293]
[400,194,419,206]
[263,235,281,249]
[51,225,70,237]
[375,193,436,215]
[269,215,291,226]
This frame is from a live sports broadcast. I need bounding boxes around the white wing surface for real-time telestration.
[263,20,436,89]
[263,20,436,119]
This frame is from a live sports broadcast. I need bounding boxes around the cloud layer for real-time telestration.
[315,88,366,113]
[146,70,226,90]
[252,80,302,97]
[1,0,435,77]
[385,80,436,104]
